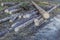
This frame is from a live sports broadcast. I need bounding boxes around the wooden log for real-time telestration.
[34,17,46,26]
[4,3,22,13]
[47,4,60,13]
[9,16,18,22]
[9,8,21,14]
[14,17,34,32]
[0,17,11,23]
[34,16,42,26]
[18,14,23,19]
[23,10,37,18]
[0,13,20,23]
[9,13,21,22]
[32,1,50,19]
[1,2,18,7]
[4,2,28,13]
[0,30,8,37]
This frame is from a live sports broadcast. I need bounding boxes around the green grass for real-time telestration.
[35,1,49,7]
[0,6,3,11]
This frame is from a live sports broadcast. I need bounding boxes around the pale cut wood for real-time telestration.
[32,1,50,19]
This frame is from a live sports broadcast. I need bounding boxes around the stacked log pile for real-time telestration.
[0,1,59,40]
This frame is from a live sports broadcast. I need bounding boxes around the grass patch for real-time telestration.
[0,6,3,11]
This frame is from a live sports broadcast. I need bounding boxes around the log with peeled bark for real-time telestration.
[32,1,50,19]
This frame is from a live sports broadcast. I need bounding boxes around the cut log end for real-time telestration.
[34,19,40,26]
[43,13,50,19]
[1,3,4,6]
[14,27,19,32]
[9,20,13,22]
[19,16,22,19]
[23,14,30,18]
[9,11,13,14]
[4,9,9,13]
